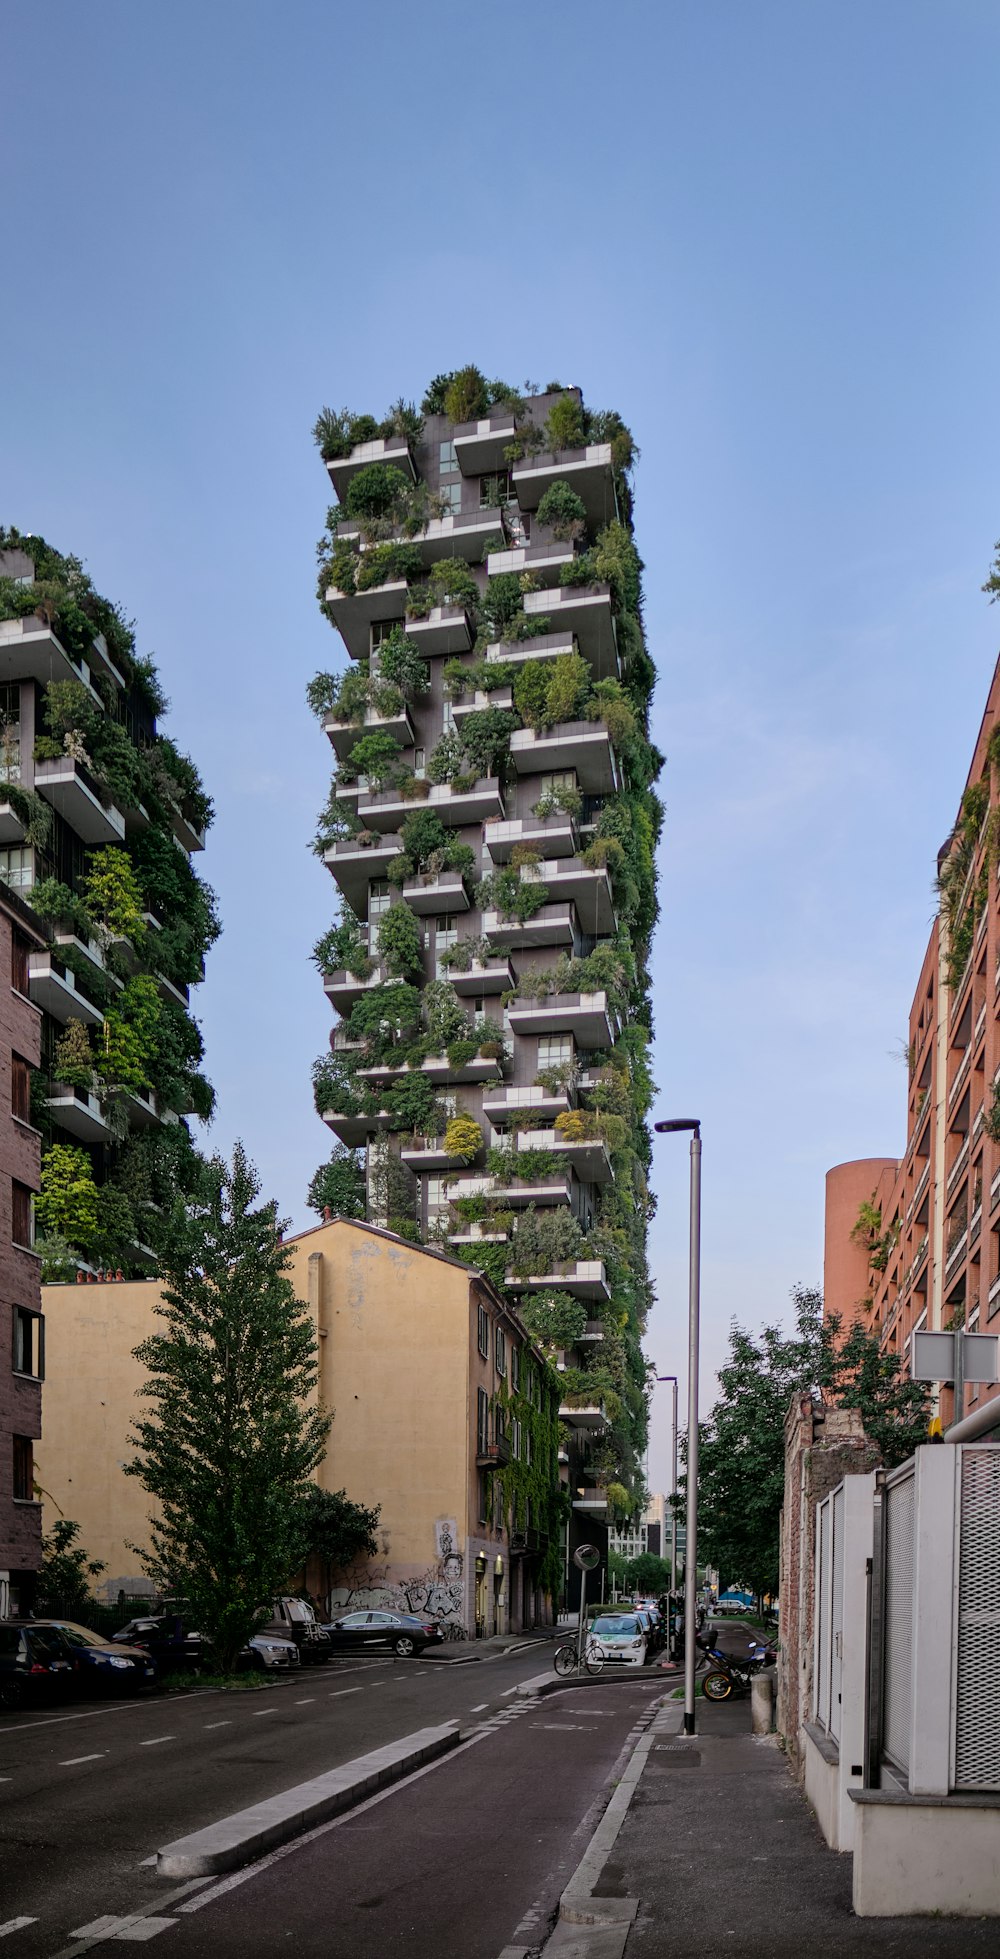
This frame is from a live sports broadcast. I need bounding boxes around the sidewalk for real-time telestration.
[548,1698,999,1958]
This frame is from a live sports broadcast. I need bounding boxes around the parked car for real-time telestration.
[0,1623,74,1709]
[30,1620,157,1693]
[111,1615,206,1668]
[632,1602,666,1652]
[588,1612,649,1668]
[242,1634,300,1671]
[322,1610,445,1657]
[264,1597,332,1666]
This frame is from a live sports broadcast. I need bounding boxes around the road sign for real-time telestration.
[912,1330,999,1385]
[573,1543,601,1571]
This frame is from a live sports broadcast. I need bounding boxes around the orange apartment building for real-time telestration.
[825,653,1000,1438]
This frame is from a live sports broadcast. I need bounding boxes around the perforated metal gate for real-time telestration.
[829,1483,845,1744]
[815,1493,833,1730]
[954,1446,1000,1790]
[882,1465,915,1776]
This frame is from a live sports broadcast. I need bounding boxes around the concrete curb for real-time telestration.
[516,1668,666,1699]
[157,1723,461,1877]
[527,1699,684,1959]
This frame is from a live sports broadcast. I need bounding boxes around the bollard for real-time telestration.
[751,1669,774,1735]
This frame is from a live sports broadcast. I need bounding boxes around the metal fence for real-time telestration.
[954,1446,1000,1790]
[881,1462,916,1777]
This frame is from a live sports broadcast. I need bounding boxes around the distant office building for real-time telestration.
[0,885,46,1616]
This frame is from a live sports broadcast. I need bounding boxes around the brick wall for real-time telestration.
[0,897,45,1610]
[777,1394,880,1774]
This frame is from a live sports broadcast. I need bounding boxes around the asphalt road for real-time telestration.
[0,1643,665,1956]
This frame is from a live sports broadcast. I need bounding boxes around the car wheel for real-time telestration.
[393,1636,416,1657]
[0,1679,26,1710]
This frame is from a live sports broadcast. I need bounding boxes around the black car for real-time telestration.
[32,1620,157,1693]
[0,1623,74,1709]
[322,1610,445,1657]
[111,1615,205,1668]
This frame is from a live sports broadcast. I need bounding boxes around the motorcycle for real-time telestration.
[696,1632,775,1702]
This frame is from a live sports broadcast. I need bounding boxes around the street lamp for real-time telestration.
[654,1373,679,1610]
[654,1117,702,1737]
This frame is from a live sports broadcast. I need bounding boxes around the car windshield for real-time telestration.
[45,1623,106,1649]
[592,1616,640,1636]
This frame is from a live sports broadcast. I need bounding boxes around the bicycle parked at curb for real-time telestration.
[553,1629,604,1676]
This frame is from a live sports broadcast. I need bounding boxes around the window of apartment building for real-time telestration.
[495,1325,507,1381]
[440,479,462,515]
[538,1033,573,1072]
[539,770,579,796]
[511,1346,520,1393]
[477,1303,489,1360]
[525,1427,533,1466]
[0,683,21,783]
[479,471,513,508]
[12,1307,44,1380]
[370,618,405,653]
[442,698,457,736]
[11,1054,31,1125]
[477,1469,488,1525]
[12,1434,33,1502]
[425,1175,451,1234]
[439,441,459,477]
[368,879,392,951]
[10,930,30,998]
[0,846,33,893]
[435,916,457,978]
[11,1181,34,1251]
[511,1417,522,1461]
[477,1387,489,1455]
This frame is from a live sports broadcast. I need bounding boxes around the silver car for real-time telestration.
[246,1634,300,1670]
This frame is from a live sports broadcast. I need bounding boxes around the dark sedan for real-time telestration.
[111,1615,205,1668]
[323,1610,445,1657]
[32,1620,157,1693]
[0,1623,74,1710]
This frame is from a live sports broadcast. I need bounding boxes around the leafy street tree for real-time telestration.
[306,1146,366,1220]
[37,1518,106,1615]
[126,1143,332,1670]
[625,1551,672,1595]
[696,1285,931,1602]
[299,1485,381,1609]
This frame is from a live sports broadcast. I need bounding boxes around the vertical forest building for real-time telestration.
[308,370,661,1588]
[0,530,218,1282]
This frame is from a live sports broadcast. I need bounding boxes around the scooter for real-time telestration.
[696,1632,774,1702]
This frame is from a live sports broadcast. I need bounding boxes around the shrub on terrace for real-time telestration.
[444,1115,483,1162]
[406,558,480,619]
[535,480,587,541]
[376,902,423,978]
[375,628,429,698]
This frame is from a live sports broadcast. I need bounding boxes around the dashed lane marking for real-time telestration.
[251,1707,277,1717]
[59,1753,106,1765]
[139,1736,175,1747]
[294,1698,316,1705]
[0,1922,38,1939]
[470,1702,489,1711]
[328,1687,363,1697]
[203,1721,230,1730]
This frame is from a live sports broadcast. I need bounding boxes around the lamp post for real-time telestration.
[654,1373,679,1608]
[655,1117,702,1737]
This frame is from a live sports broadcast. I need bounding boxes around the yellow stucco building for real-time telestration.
[36,1218,558,1637]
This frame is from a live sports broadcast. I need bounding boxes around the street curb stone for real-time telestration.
[156,1723,461,1877]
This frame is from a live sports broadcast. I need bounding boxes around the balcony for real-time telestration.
[405,508,505,567]
[949,1044,972,1112]
[358,777,504,831]
[404,604,474,657]
[447,1172,573,1209]
[483,1084,575,1124]
[486,543,577,583]
[322,961,385,1010]
[481,901,577,949]
[321,1106,385,1147]
[401,869,472,916]
[507,992,616,1047]
[486,627,619,683]
[33,757,125,846]
[509,1527,541,1555]
[572,1488,610,1518]
[559,1401,610,1431]
[505,1259,610,1302]
[170,802,206,854]
[521,586,616,665]
[452,686,514,727]
[121,1086,160,1129]
[509,719,619,794]
[946,1137,970,1200]
[83,631,127,691]
[446,954,515,997]
[324,578,409,661]
[323,832,404,908]
[323,704,414,759]
[524,859,615,934]
[46,1084,113,1143]
[476,1436,512,1469]
[512,443,616,529]
[453,411,517,475]
[513,1126,613,1185]
[0,618,104,702]
[360,1048,503,1088]
[0,800,27,844]
[324,435,416,501]
[484,814,577,864]
[578,1321,606,1343]
[27,951,104,1029]
[945,1230,968,1278]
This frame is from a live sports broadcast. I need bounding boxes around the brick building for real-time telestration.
[0,885,47,1616]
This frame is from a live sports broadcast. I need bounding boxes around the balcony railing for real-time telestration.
[476,1436,512,1468]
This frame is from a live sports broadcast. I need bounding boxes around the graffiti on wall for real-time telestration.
[328,1518,466,1628]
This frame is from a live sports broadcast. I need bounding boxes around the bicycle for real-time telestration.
[553,1634,604,1676]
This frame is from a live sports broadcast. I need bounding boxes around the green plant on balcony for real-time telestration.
[375,627,430,698]
[421,979,469,1051]
[406,557,480,619]
[544,393,587,454]
[82,847,147,944]
[581,836,625,874]
[508,1206,584,1277]
[534,1060,577,1096]
[444,1115,483,1162]
[520,1290,588,1347]
[587,677,637,750]
[343,463,413,523]
[312,401,423,463]
[347,981,422,1045]
[396,773,432,800]
[338,730,403,788]
[546,651,591,724]
[24,878,93,940]
[353,542,423,594]
[35,1142,100,1250]
[472,1015,508,1064]
[312,913,372,979]
[53,1016,95,1092]
[324,537,358,597]
[511,1145,567,1181]
[427,730,465,784]
[458,707,518,779]
[442,655,517,697]
[376,902,423,978]
[476,868,550,924]
[535,480,587,542]
[6,785,54,849]
[438,934,493,974]
[383,1070,442,1137]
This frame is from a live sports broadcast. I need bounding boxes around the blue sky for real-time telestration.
[4,1,999,1498]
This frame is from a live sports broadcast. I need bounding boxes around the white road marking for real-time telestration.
[178,1730,493,1915]
[203,1721,230,1729]
[328,1687,363,1698]
[251,1707,277,1717]
[139,1736,175,1747]
[501,1685,519,1695]
[50,1882,208,1959]
[59,1753,106,1765]
[470,1701,489,1712]
[0,1776,10,1783]
[109,1918,177,1941]
[0,1922,38,1939]
[294,1698,316,1705]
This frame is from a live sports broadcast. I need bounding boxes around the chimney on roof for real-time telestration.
[323,1206,332,1222]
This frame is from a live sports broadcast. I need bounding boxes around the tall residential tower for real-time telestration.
[308,371,661,1590]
